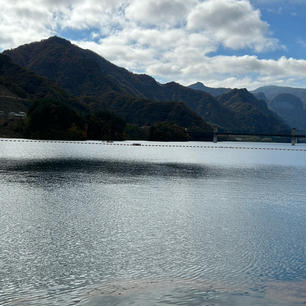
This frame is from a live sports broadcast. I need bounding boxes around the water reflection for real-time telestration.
[1,158,213,177]
[1,157,303,185]
[8,278,306,306]
[77,278,306,306]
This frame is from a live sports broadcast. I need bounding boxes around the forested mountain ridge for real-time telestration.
[83,92,207,128]
[3,37,235,130]
[0,53,213,140]
[217,89,289,133]
[3,36,164,98]
[0,54,69,101]
[3,36,289,134]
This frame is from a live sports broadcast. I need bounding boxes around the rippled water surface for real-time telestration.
[0,140,306,306]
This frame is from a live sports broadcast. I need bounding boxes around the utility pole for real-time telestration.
[213,127,218,143]
[291,128,297,145]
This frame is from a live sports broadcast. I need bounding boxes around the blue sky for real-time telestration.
[0,0,305,90]
[252,0,305,60]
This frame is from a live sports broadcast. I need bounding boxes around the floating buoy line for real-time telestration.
[1,138,306,152]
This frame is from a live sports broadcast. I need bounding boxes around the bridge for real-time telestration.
[213,128,306,145]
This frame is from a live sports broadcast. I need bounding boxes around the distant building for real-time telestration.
[17,112,27,118]
[8,111,27,119]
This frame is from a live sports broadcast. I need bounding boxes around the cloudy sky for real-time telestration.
[0,0,305,89]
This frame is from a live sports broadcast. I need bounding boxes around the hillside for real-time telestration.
[217,89,289,133]
[83,92,212,131]
[3,36,288,134]
[3,37,234,129]
[0,53,214,140]
[3,36,163,98]
[0,54,70,102]
[0,53,73,116]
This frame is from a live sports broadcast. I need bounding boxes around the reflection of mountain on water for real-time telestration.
[0,159,213,185]
[0,157,299,188]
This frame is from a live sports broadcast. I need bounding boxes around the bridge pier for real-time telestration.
[213,127,218,143]
[291,128,297,146]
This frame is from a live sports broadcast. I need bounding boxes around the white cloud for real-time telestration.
[0,0,305,90]
[126,0,191,26]
[0,0,279,51]
[76,36,306,90]
[187,0,278,51]
[158,55,306,90]
[251,0,304,4]
[0,1,54,49]
[59,0,125,30]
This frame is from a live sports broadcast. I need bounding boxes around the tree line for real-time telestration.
[23,99,213,141]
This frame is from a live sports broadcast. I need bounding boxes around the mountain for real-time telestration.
[0,53,213,139]
[0,54,87,138]
[3,36,166,98]
[252,86,306,109]
[252,86,306,132]
[0,53,74,116]
[3,36,289,134]
[83,92,212,130]
[0,54,69,102]
[269,94,306,131]
[252,92,268,103]
[217,89,289,133]
[3,37,234,129]
[188,82,231,97]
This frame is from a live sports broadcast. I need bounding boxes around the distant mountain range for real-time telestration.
[1,36,299,139]
[252,86,306,132]
[252,86,306,107]
[188,82,231,97]
[216,89,287,133]
[188,81,306,132]
[268,93,306,131]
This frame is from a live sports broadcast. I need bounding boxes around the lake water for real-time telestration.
[0,139,306,306]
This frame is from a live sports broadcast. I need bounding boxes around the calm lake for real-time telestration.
[0,139,305,306]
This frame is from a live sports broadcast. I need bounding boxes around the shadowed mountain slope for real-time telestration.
[0,54,69,101]
[217,89,289,133]
[252,86,306,109]
[269,94,306,131]
[3,37,233,129]
[3,36,165,99]
[0,53,212,135]
[83,92,212,131]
